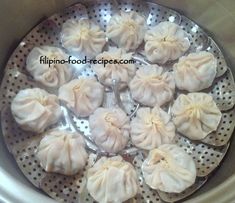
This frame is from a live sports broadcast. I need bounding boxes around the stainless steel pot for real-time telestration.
[0,0,235,202]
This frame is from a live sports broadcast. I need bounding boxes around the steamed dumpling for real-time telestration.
[61,19,106,58]
[58,78,104,117]
[171,93,222,140]
[106,11,147,51]
[144,22,190,64]
[131,106,175,150]
[11,88,62,133]
[92,47,136,89]
[142,144,196,193]
[174,51,217,92]
[129,65,175,107]
[26,46,72,88]
[87,156,138,202]
[36,129,88,175]
[89,107,130,153]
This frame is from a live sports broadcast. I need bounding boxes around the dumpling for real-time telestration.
[174,51,217,92]
[58,78,104,117]
[92,47,136,89]
[36,129,88,175]
[26,46,72,88]
[142,144,196,193]
[106,11,147,51]
[87,156,138,202]
[129,64,175,107]
[89,107,130,153]
[61,19,106,58]
[11,88,62,133]
[171,93,222,140]
[130,106,175,150]
[144,22,190,64]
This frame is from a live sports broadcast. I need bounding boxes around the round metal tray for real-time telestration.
[0,0,234,203]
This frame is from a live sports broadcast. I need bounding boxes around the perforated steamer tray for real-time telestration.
[0,0,235,203]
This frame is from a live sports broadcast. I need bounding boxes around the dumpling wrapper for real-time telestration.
[129,64,175,107]
[89,107,130,153]
[87,156,138,203]
[61,19,106,58]
[172,93,222,140]
[26,46,72,88]
[142,144,196,193]
[92,47,136,89]
[106,11,147,51]
[174,51,217,92]
[58,78,104,117]
[36,129,88,175]
[144,21,190,64]
[131,106,175,150]
[11,88,62,133]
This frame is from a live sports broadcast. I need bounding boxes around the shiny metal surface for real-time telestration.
[0,0,235,203]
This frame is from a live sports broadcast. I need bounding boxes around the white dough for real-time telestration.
[26,46,72,88]
[131,106,175,150]
[58,78,104,117]
[92,47,136,89]
[106,11,147,51]
[36,129,88,175]
[61,19,106,58]
[174,51,217,92]
[87,156,138,203]
[142,144,197,193]
[89,107,130,153]
[144,22,190,64]
[172,93,222,140]
[129,64,175,107]
[11,88,62,133]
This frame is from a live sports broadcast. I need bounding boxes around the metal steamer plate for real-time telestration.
[0,1,235,203]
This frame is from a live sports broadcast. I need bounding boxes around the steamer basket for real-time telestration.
[0,1,235,203]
